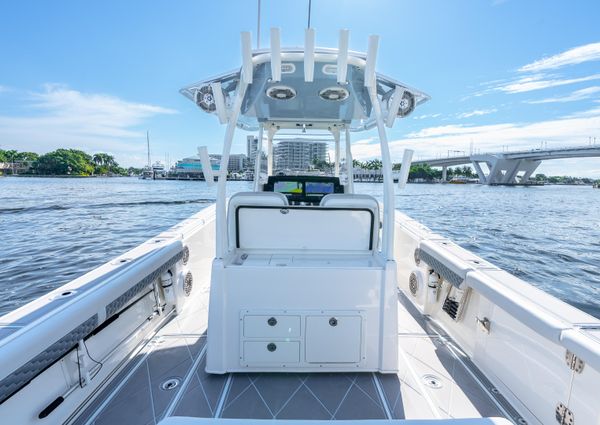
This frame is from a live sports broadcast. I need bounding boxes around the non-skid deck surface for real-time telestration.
[72,285,508,425]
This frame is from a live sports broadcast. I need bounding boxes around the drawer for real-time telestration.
[243,341,300,364]
[305,315,362,363]
[243,315,300,338]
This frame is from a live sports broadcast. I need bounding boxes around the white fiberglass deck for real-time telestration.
[71,280,511,425]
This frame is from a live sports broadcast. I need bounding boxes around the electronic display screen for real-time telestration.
[274,181,303,194]
[305,181,334,194]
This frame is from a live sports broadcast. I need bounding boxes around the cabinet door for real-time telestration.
[243,315,301,338]
[305,315,362,363]
[243,341,300,365]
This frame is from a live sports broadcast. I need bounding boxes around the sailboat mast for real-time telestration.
[146,131,151,168]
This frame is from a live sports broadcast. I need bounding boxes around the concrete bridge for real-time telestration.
[412,145,600,185]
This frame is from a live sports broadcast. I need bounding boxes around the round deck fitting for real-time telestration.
[421,374,443,389]
[161,378,181,391]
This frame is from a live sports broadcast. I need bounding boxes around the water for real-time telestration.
[1,177,599,318]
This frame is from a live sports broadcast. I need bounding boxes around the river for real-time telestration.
[1,177,599,318]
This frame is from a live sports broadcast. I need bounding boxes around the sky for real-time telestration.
[1,0,599,176]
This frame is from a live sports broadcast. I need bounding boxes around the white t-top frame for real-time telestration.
[214,29,403,261]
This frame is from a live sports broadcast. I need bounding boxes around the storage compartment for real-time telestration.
[305,315,362,363]
[243,315,301,338]
[243,341,300,365]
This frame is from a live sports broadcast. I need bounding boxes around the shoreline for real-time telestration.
[1,174,598,186]
[2,174,116,178]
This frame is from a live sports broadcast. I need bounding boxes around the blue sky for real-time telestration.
[1,0,599,176]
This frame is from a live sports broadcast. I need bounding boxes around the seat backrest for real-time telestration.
[235,206,375,251]
[320,194,380,249]
[228,192,288,250]
[229,192,379,253]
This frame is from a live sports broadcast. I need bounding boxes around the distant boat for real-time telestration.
[139,167,153,179]
[139,131,166,179]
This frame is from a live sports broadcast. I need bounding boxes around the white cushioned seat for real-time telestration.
[320,194,380,250]
[228,192,288,250]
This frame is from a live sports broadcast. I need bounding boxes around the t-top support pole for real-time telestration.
[345,127,354,193]
[332,127,340,177]
[365,35,395,260]
[267,126,275,176]
[216,34,251,259]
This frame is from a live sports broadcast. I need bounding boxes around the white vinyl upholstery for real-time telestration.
[320,194,380,249]
[227,192,288,250]
[235,207,374,251]
[229,192,378,252]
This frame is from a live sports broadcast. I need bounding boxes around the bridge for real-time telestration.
[412,145,600,185]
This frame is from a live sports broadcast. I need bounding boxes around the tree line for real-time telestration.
[353,159,477,181]
[311,157,477,181]
[0,148,142,176]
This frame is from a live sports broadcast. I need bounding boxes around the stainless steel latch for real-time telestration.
[476,316,491,334]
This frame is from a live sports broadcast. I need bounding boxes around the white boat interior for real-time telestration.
[1,29,599,425]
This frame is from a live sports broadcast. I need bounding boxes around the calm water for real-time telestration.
[1,177,599,318]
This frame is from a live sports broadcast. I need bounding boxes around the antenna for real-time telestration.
[256,0,261,49]
[307,0,312,28]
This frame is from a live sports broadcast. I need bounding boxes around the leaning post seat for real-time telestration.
[227,192,288,250]
[228,192,379,253]
[319,193,380,250]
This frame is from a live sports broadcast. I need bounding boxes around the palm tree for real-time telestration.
[92,153,104,166]
[353,159,365,169]
[104,154,116,168]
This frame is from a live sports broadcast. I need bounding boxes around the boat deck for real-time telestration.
[72,283,515,425]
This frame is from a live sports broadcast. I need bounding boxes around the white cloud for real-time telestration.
[457,108,497,119]
[352,107,600,177]
[562,105,600,119]
[413,113,441,120]
[0,84,177,162]
[497,73,600,94]
[519,42,600,73]
[406,122,514,139]
[0,85,9,93]
[525,86,600,104]
[472,43,600,98]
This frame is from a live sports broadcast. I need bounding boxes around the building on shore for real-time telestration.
[228,153,247,173]
[172,155,220,178]
[353,168,384,182]
[274,139,327,171]
[172,152,247,177]
[0,160,33,175]
[246,135,258,169]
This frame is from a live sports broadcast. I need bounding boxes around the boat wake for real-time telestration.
[0,199,216,214]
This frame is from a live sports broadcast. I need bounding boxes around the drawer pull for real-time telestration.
[267,343,277,352]
[267,317,277,326]
[329,317,338,327]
